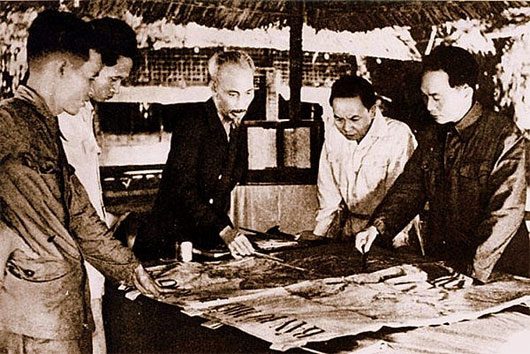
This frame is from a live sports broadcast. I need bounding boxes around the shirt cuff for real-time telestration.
[372,218,386,236]
[313,219,331,237]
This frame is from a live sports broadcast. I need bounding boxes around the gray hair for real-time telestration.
[208,50,255,84]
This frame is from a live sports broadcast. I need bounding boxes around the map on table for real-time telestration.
[179,265,530,351]
[147,246,530,351]
[149,245,421,305]
[150,256,313,305]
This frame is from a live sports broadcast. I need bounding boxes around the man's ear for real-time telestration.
[369,104,377,118]
[58,58,69,77]
[210,78,218,93]
[460,84,474,99]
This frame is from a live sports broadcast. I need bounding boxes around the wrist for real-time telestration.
[219,226,236,244]
[371,219,385,235]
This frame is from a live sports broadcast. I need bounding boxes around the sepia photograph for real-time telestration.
[0,1,529,353]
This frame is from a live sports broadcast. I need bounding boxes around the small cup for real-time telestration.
[180,241,193,262]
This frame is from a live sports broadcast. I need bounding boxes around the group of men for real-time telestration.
[0,10,168,354]
[141,42,529,285]
[305,45,528,284]
[0,8,529,354]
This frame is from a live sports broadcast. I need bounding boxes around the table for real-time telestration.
[103,242,530,353]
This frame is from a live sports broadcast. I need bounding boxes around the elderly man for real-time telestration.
[356,45,529,283]
[135,50,256,260]
[0,10,164,353]
[57,17,139,354]
[299,76,417,244]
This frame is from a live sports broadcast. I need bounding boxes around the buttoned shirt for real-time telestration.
[314,108,417,237]
[0,85,139,340]
[59,102,106,300]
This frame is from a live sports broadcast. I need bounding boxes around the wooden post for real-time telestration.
[288,0,304,121]
[265,68,279,121]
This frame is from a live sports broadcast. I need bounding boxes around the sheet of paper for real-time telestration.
[247,127,276,170]
[283,127,311,168]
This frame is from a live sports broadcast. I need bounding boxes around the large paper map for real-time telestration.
[150,244,427,305]
[181,265,530,351]
[146,245,530,351]
[150,257,311,305]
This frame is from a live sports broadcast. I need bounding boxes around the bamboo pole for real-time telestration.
[288,0,304,121]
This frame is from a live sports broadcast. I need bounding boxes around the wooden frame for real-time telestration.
[241,119,324,185]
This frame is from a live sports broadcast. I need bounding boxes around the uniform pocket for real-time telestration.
[6,249,72,282]
[457,161,489,205]
[458,161,489,184]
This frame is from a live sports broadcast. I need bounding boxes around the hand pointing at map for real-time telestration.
[355,225,379,254]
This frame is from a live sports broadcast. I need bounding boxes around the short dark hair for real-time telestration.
[90,17,140,68]
[329,75,376,109]
[27,9,95,63]
[422,45,478,89]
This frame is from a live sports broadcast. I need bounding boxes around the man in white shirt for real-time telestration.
[58,18,138,354]
[300,76,418,244]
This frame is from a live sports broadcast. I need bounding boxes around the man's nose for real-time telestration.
[427,97,436,112]
[240,94,254,108]
[344,120,356,131]
[111,81,121,95]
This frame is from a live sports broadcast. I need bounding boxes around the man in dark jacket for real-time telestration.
[356,45,529,283]
[135,50,256,260]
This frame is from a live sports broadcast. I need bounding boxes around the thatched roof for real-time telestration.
[309,1,530,32]
[4,1,529,33]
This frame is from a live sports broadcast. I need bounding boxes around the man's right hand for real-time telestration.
[133,264,174,298]
[219,226,254,259]
[355,225,379,254]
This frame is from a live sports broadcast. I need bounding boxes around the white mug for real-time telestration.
[180,241,193,262]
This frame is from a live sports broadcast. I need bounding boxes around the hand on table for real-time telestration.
[355,225,379,254]
[296,230,323,241]
[220,226,255,259]
[133,264,176,298]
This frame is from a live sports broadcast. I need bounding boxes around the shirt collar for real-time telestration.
[358,107,387,145]
[15,85,65,141]
[453,102,482,139]
[85,100,94,113]
[14,85,55,120]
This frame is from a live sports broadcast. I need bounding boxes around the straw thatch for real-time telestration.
[3,1,529,33]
